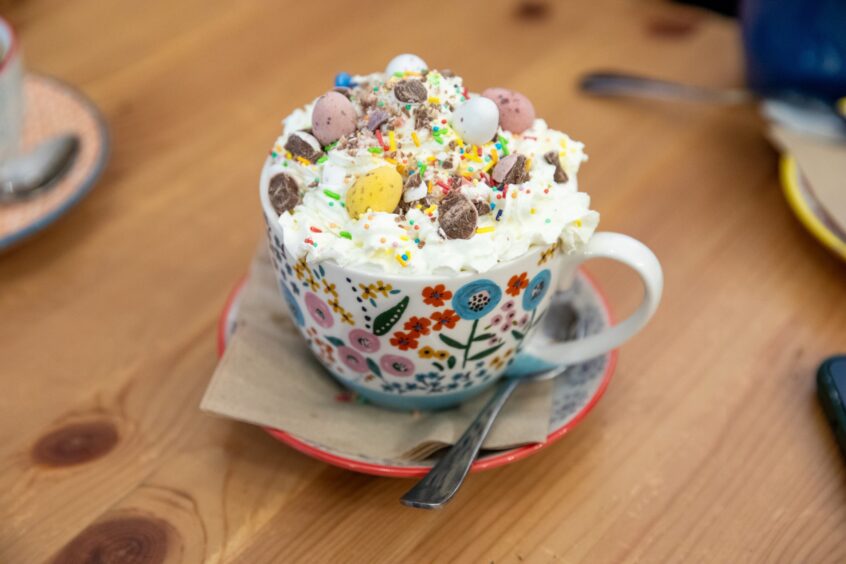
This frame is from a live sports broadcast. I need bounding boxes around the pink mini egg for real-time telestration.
[311,91,357,145]
[481,87,535,134]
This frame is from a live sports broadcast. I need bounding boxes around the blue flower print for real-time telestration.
[452,280,502,320]
[281,284,304,326]
[523,269,551,311]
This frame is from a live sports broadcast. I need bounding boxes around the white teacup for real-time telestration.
[0,16,23,163]
[261,162,663,410]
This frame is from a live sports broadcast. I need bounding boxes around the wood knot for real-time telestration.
[32,420,119,467]
[646,13,702,38]
[514,0,550,20]
[52,516,173,564]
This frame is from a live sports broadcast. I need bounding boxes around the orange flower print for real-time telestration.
[433,349,450,361]
[390,331,419,351]
[422,284,453,307]
[506,272,529,297]
[418,346,435,359]
[431,309,459,331]
[404,316,431,336]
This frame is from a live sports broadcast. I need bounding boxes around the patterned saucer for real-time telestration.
[217,271,617,478]
[0,74,109,251]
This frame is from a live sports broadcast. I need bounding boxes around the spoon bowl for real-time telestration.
[0,133,80,203]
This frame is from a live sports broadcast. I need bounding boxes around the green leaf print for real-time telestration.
[439,334,467,349]
[447,356,456,369]
[372,296,409,336]
[366,357,382,378]
[468,343,504,361]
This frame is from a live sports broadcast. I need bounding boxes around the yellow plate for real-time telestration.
[780,155,846,262]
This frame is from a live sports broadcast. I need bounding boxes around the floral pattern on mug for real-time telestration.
[305,292,333,328]
[348,329,380,353]
[379,354,415,377]
[264,223,566,399]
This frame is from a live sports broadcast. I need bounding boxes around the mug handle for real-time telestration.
[525,232,663,366]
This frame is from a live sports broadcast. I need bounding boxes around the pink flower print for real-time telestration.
[337,346,367,373]
[502,300,516,313]
[491,314,503,326]
[305,292,334,328]
[348,329,381,353]
[379,354,415,377]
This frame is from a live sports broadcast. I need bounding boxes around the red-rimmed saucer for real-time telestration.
[217,271,617,478]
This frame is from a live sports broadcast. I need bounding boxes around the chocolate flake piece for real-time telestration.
[268,173,301,215]
[358,91,377,110]
[473,199,491,216]
[402,172,427,204]
[367,110,390,131]
[438,191,478,240]
[414,105,434,129]
[404,171,423,190]
[544,151,569,183]
[394,79,427,103]
[492,153,531,185]
[284,131,323,163]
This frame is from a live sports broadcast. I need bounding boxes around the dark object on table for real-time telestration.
[817,355,846,459]
[673,0,738,18]
[742,0,846,103]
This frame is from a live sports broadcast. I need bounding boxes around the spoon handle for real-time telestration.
[580,71,752,105]
[400,378,521,509]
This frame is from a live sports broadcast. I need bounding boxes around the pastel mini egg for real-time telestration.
[451,97,500,146]
[311,91,357,146]
[385,53,428,76]
[346,166,403,219]
[481,87,535,134]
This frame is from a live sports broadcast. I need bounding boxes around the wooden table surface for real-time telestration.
[3,0,845,562]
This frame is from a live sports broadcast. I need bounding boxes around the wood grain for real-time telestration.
[1,0,845,562]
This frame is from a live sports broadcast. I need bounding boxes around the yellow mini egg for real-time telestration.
[346,166,403,219]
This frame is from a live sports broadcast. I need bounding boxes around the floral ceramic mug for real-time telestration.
[261,182,663,411]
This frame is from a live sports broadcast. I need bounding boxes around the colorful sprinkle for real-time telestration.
[323,189,341,200]
[411,131,421,147]
[334,72,353,87]
[368,146,383,154]
[389,130,397,152]
[476,226,494,234]
[316,155,328,164]
[310,226,322,233]
[498,135,510,156]
[375,130,387,150]
[295,156,311,166]
[339,231,352,239]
